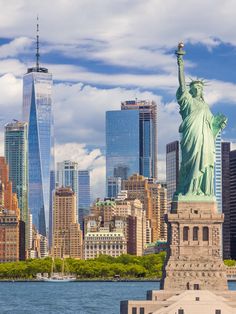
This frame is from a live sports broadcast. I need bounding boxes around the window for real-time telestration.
[215,310,221,314]
[178,310,184,314]
[194,284,200,290]
[193,227,199,241]
[203,227,209,241]
[140,308,144,314]
[183,227,189,241]
[132,308,137,314]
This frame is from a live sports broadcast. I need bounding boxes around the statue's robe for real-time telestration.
[176,88,218,196]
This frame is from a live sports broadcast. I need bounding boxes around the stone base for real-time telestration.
[120,290,236,314]
[161,200,228,291]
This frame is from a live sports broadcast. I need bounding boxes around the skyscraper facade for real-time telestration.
[22,65,53,236]
[230,149,236,259]
[166,141,179,211]
[121,100,157,178]
[106,99,157,194]
[215,132,222,213]
[78,170,91,228]
[106,109,139,182]
[4,121,29,248]
[57,160,79,218]
[107,176,121,198]
[52,187,83,259]
[221,142,231,259]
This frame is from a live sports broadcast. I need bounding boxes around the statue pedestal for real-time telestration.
[161,200,228,291]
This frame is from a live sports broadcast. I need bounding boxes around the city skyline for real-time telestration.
[0,1,236,199]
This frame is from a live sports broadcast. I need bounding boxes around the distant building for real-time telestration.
[166,141,179,211]
[215,132,222,213]
[4,121,29,248]
[78,170,91,229]
[30,226,48,258]
[122,174,167,243]
[0,157,24,262]
[0,208,20,262]
[222,142,231,259]
[84,230,127,259]
[88,197,146,256]
[57,160,79,218]
[106,99,157,194]
[230,149,236,259]
[52,187,83,259]
[107,177,121,198]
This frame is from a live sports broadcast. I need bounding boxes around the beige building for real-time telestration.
[52,187,83,259]
[122,174,167,243]
[84,230,127,259]
[30,226,48,258]
[87,197,146,256]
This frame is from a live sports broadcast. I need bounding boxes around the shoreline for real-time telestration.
[0,278,161,282]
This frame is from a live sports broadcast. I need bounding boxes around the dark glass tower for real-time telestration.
[106,99,157,195]
[166,141,179,211]
[78,170,91,230]
[230,149,236,259]
[121,100,157,178]
[222,142,231,259]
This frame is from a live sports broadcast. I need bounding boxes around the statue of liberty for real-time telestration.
[175,43,227,199]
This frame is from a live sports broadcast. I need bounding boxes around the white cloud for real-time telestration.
[1,0,236,71]
[0,37,32,58]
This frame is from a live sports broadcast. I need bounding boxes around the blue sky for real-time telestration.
[0,0,236,197]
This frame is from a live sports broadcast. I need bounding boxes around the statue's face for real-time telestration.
[190,83,203,98]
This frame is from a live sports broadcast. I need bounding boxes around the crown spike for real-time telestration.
[36,15,40,71]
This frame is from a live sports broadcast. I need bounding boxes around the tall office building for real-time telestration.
[221,142,231,259]
[230,149,236,259]
[121,100,157,178]
[106,99,157,193]
[52,187,83,259]
[57,160,79,218]
[22,27,54,236]
[215,132,222,213]
[78,170,91,228]
[166,141,179,211]
[4,121,28,243]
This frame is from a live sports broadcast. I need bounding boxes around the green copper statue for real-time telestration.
[175,42,227,200]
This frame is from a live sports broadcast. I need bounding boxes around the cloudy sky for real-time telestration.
[0,0,236,199]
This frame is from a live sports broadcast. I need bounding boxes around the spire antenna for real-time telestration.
[36,15,40,71]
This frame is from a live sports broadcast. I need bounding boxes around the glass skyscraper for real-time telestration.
[166,141,179,211]
[121,100,157,178]
[215,131,222,213]
[23,66,53,236]
[106,110,139,183]
[78,170,91,229]
[106,100,157,195]
[4,121,28,227]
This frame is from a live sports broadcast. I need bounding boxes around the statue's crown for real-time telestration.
[188,78,208,87]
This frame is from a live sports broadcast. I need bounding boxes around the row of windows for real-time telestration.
[183,226,209,241]
[131,308,221,314]
[86,244,124,250]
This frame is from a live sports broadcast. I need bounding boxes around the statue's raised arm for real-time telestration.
[175,42,186,93]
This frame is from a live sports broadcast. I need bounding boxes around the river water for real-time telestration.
[0,281,235,314]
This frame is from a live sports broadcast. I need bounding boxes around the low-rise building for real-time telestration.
[84,230,127,259]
